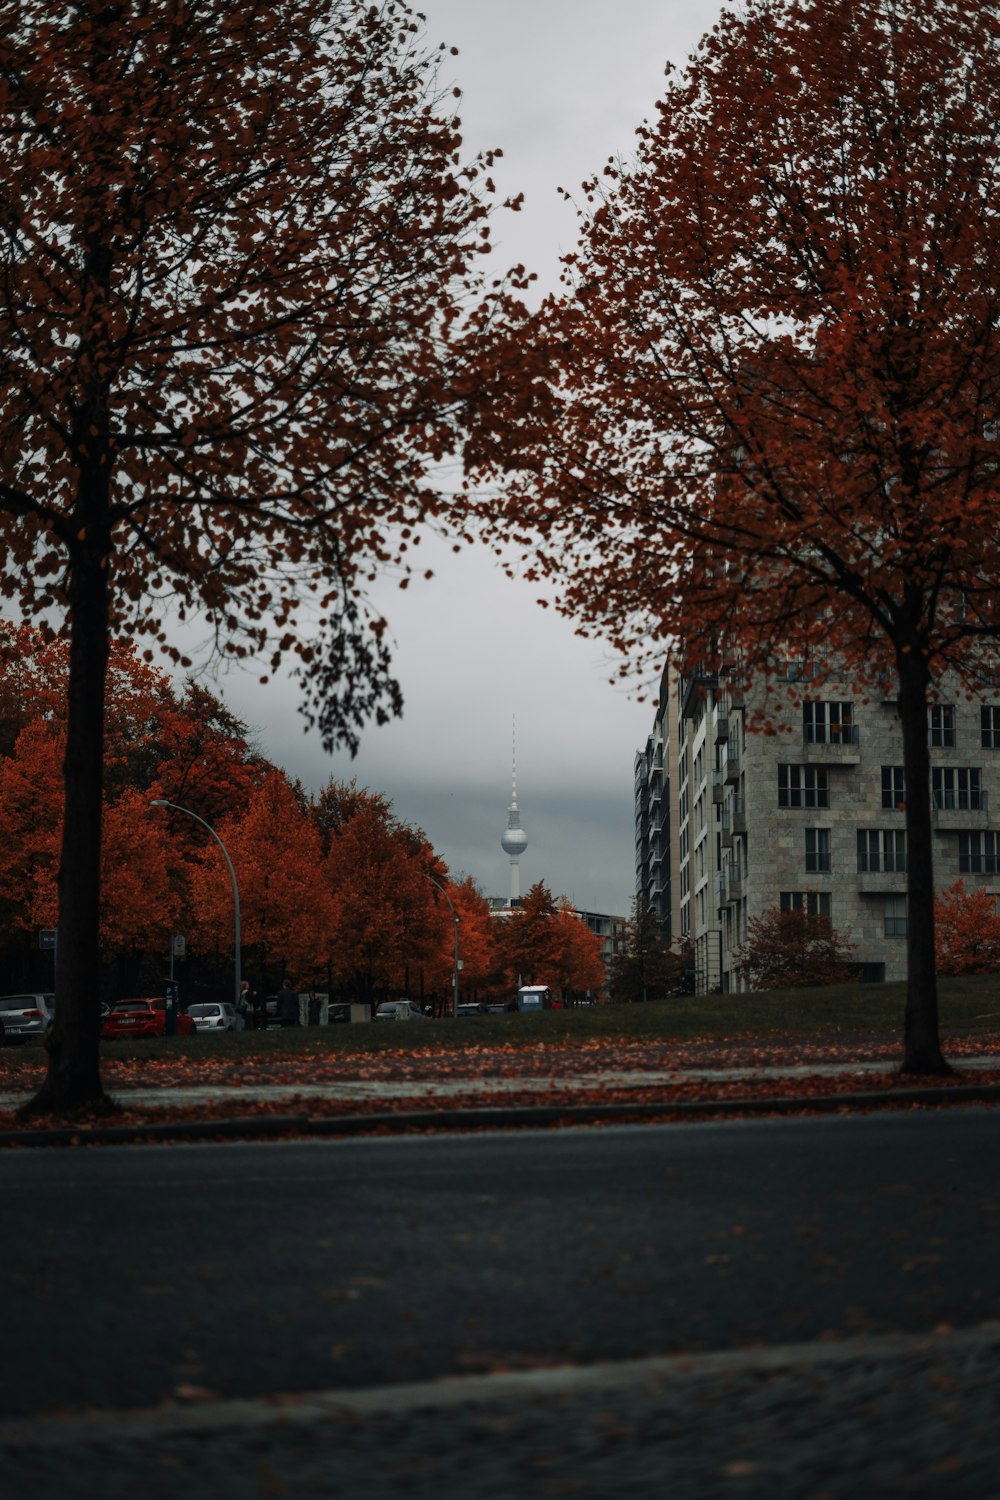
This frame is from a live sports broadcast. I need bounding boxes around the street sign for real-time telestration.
[38,929,56,951]
[171,934,186,958]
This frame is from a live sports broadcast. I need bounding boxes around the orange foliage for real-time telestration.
[935,881,1000,976]
[495,883,605,1001]
[185,772,332,983]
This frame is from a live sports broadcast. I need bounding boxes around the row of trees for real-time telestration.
[0,625,605,1009]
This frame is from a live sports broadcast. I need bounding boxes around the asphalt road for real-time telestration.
[5,1110,1000,1497]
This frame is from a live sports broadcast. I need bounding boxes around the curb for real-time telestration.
[3,1080,1000,1147]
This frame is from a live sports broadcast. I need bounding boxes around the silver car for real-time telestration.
[0,993,55,1044]
[187,1002,242,1033]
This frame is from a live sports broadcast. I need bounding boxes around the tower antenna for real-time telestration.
[500,715,528,904]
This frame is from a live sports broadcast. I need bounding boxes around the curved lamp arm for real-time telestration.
[151,800,241,1009]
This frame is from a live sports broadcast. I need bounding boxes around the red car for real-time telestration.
[102,998,195,1040]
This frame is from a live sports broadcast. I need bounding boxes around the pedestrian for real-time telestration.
[278,978,299,1027]
[237,980,253,1032]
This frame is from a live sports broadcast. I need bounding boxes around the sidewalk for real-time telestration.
[3,1053,1000,1146]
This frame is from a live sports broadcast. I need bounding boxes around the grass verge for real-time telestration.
[1,973,997,1074]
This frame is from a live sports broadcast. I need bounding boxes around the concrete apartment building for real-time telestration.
[636,660,1000,993]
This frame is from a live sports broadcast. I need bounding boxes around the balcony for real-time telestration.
[802,724,861,765]
[932,790,990,831]
[711,771,726,804]
[857,864,908,893]
[719,863,745,902]
[724,754,741,785]
[715,713,730,744]
[731,796,747,835]
[681,668,718,720]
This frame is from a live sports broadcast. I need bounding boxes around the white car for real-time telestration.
[187,1002,242,1033]
[375,1000,426,1021]
[0,993,55,1044]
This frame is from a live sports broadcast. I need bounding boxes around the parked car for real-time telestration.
[101,998,195,1040]
[187,1002,242,1034]
[456,1002,486,1017]
[485,1000,517,1015]
[0,993,55,1045]
[375,1000,426,1021]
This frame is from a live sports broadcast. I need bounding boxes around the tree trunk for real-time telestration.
[21,538,115,1117]
[897,649,949,1075]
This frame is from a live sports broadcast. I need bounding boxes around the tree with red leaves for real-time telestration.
[186,771,332,989]
[323,795,447,1006]
[737,907,856,993]
[935,881,1000,976]
[470,0,1000,1073]
[496,882,605,1004]
[0,0,497,1113]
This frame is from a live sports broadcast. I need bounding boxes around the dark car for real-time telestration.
[102,998,195,1040]
[0,993,55,1044]
[456,1002,486,1017]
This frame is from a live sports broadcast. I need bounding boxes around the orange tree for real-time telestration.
[494,882,603,1002]
[468,0,1000,1074]
[322,795,448,1006]
[426,876,500,1011]
[934,881,1000,976]
[552,899,606,1003]
[0,0,498,1113]
[184,770,332,992]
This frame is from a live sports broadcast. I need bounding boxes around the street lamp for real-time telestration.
[423,875,460,1021]
[150,800,241,1008]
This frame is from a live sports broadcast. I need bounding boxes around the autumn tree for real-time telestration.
[0,1,501,1113]
[737,908,857,993]
[436,877,499,1005]
[608,898,690,1004]
[469,0,1000,1074]
[323,794,447,1005]
[184,771,332,991]
[934,881,1000,976]
[494,882,604,1002]
[552,899,606,1003]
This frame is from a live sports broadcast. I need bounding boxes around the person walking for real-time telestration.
[278,978,299,1028]
[237,980,253,1032]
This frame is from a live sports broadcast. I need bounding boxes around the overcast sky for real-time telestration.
[214,0,726,916]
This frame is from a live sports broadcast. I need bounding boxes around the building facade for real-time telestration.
[637,663,1000,992]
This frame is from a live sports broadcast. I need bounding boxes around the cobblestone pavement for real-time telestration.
[4,1323,999,1499]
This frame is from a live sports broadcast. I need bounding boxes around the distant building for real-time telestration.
[636,659,1000,994]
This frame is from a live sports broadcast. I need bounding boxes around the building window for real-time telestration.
[959,832,1000,875]
[857,829,907,873]
[778,765,830,809]
[884,895,907,937]
[803,701,857,744]
[932,767,984,811]
[780,891,832,917]
[881,766,906,810]
[982,707,1000,749]
[929,705,956,747]
[805,828,831,873]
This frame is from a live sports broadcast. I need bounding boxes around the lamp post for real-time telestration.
[151,800,241,1008]
[422,875,460,1021]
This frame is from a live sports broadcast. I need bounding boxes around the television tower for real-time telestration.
[500,718,528,904]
